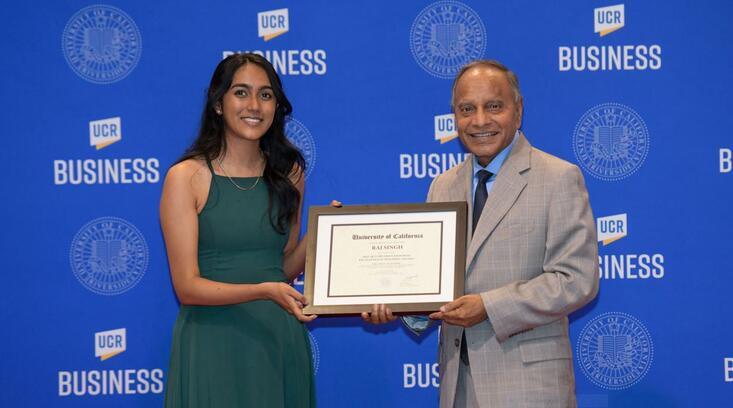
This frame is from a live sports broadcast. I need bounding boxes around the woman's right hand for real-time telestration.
[262,282,317,322]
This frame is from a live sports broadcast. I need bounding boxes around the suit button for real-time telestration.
[454,339,460,347]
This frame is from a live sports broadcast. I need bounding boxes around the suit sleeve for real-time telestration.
[480,165,599,342]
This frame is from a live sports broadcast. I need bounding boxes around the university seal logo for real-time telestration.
[573,103,649,181]
[308,331,320,375]
[410,1,486,79]
[285,117,316,180]
[62,5,142,84]
[577,312,654,390]
[70,217,148,295]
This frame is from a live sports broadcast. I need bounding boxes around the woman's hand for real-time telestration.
[262,282,317,322]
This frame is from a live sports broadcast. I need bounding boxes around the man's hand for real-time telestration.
[429,294,487,328]
[361,304,396,324]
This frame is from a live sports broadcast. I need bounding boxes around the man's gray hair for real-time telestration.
[451,60,522,107]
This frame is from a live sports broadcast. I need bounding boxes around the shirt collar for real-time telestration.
[472,130,519,178]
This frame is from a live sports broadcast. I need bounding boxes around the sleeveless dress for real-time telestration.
[165,162,315,407]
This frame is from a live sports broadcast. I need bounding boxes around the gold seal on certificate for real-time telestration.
[303,202,467,315]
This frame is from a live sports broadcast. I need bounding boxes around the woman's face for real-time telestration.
[219,63,276,143]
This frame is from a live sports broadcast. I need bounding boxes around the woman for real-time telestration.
[160,53,316,407]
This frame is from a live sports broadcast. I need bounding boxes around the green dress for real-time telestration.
[165,163,315,407]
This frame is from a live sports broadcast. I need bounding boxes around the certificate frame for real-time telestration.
[302,202,467,315]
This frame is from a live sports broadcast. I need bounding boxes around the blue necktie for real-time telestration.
[472,170,493,233]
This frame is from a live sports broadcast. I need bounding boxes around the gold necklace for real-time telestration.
[216,157,262,191]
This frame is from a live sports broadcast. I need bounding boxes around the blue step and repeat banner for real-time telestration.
[1,1,731,407]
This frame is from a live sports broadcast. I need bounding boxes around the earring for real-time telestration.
[215,107,222,115]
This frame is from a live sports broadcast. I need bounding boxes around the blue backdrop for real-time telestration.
[1,1,732,407]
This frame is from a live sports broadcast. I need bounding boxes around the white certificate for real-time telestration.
[303,202,467,315]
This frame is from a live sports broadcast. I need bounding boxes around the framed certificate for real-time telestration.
[302,202,467,315]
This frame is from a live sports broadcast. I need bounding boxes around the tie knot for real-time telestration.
[477,170,493,184]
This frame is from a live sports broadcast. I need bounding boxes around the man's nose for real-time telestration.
[474,108,491,127]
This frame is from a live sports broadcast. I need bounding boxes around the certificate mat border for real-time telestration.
[327,221,443,297]
[303,202,466,315]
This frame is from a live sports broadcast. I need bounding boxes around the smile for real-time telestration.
[241,116,263,125]
[469,131,499,138]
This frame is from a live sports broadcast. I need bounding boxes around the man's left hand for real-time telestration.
[429,294,487,328]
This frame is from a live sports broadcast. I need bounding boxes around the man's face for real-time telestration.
[453,67,523,167]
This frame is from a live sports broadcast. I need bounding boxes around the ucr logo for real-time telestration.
[95,328,126,361]
[594,4,625,37]
[89,117,121,150]
[258,9,289,41]
[597,213,627,245]
[434,114,457,143]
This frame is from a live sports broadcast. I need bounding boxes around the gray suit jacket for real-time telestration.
[428,133,599,408]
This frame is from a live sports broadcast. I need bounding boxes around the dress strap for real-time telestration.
[205,158,215,175]
[199,158,218,214]
[205,157,219,192]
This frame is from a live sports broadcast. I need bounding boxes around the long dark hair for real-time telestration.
[178,53,305,234]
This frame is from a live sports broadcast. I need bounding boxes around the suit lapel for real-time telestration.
[465,134,531,270]
[450,157,474,245]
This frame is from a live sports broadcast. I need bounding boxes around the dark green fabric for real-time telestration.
[165,171,315,408]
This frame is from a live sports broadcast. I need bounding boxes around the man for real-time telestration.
[363,60,599,407]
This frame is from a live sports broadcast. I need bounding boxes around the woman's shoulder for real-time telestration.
[165,157,212,188]
[169,157,209,177]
